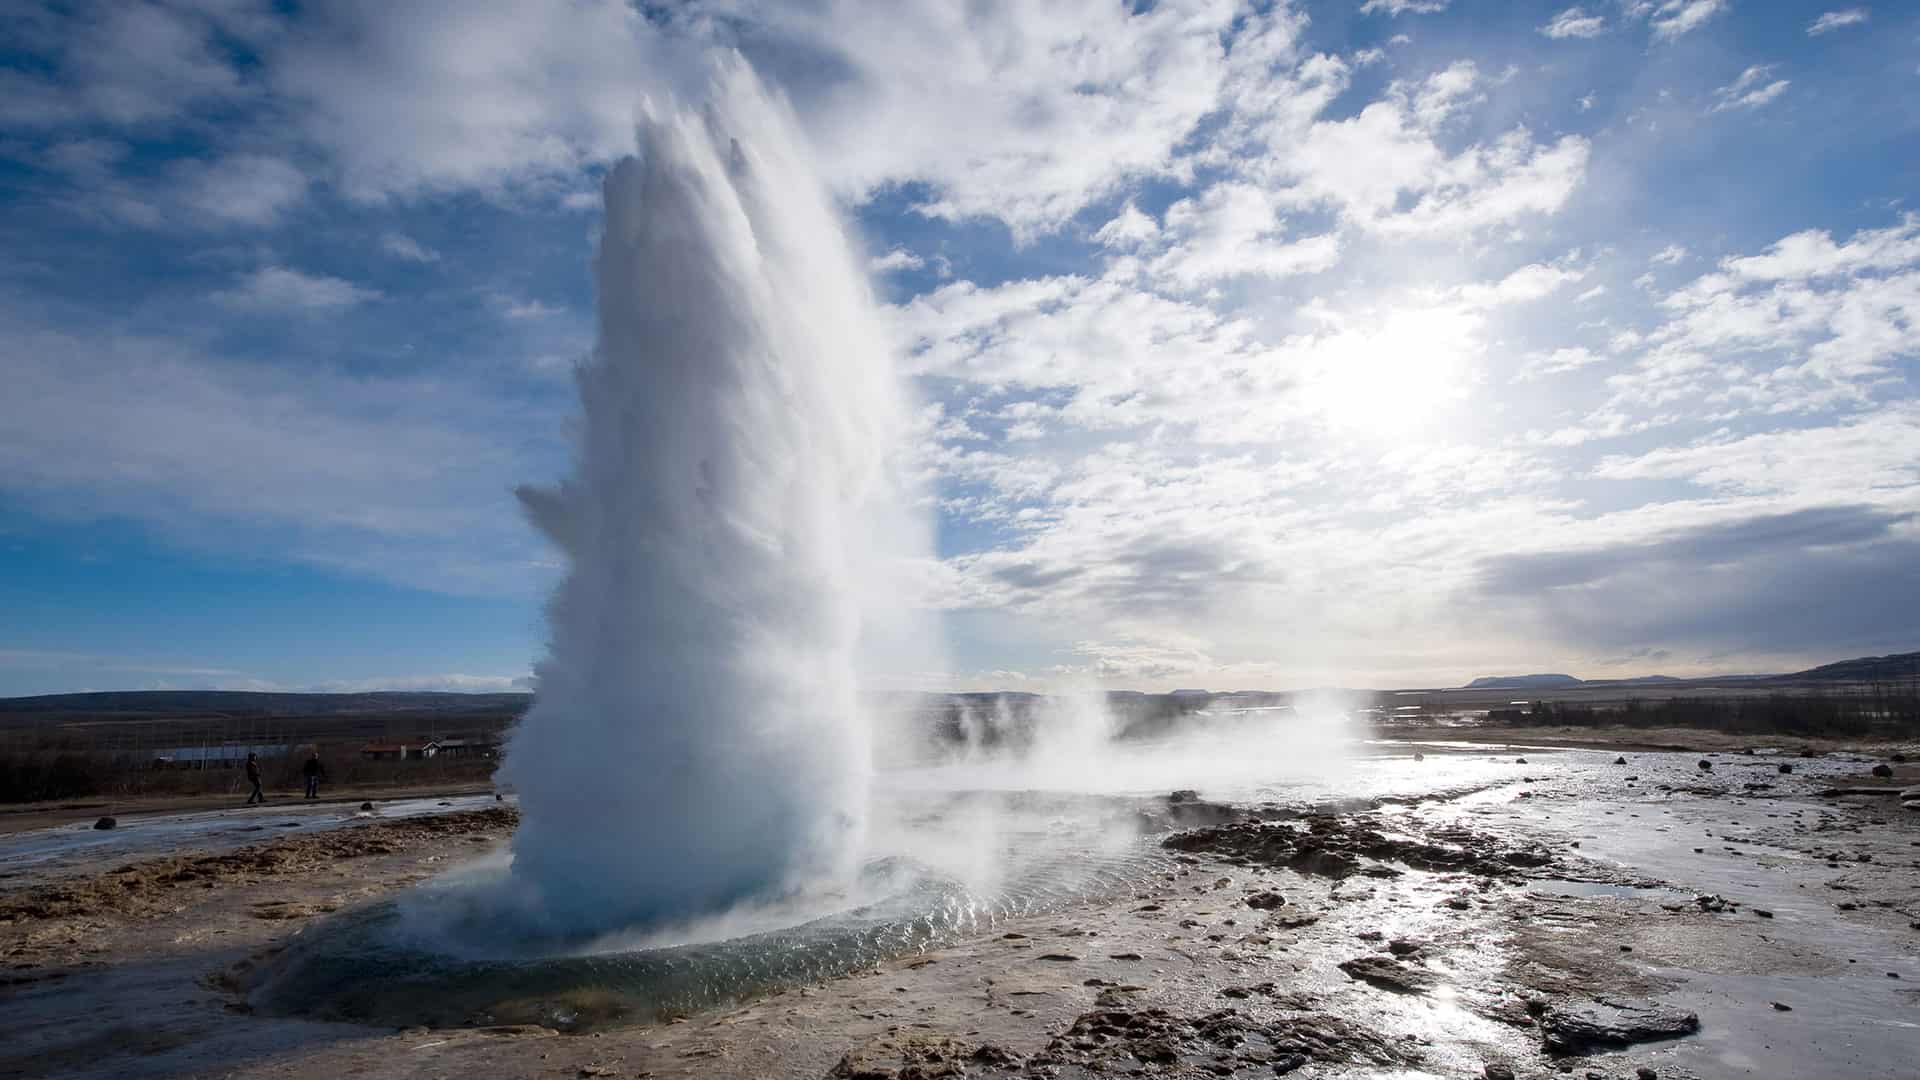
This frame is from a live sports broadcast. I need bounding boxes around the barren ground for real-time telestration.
[2,733,1916,1080]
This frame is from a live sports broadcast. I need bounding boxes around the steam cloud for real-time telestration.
[500,60,922,933]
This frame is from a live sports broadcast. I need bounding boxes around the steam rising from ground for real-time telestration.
[499,61,923,934]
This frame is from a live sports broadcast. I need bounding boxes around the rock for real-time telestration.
[1872,764,1894,778]
[1894,752,1909,763]
[1485,1065,1516,1080]
[1637,1070,1658,1080]
[1413,752,1425,761]
[1245,891,1287,910]
[831,1033,1023,1078]
[1799,748,1817,757]
[1337,956,1434,993]
[1036,953,1079,962]
[360,802,375,811]
[1540,999,1700,1055]
[1778,763,1793,774]
[1387,939,1421,956]
[1614,756,1629,765]
[495,793,504,801]
[1516,757,1528,765]
[1770,1001,1792,1011]
[1753,908,1774,918]
[1697,759,1713,771]
[1168,789,1201,803]
[92,816,117,830]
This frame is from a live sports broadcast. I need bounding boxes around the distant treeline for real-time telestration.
[0,737,497,804]
[1485,682,1920,737]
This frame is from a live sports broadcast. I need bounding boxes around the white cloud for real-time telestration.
[212,266,380,310]
[1807,9,1869,35]
[1517,346,1606,381]
[496,295,561,320]
[0,0,255,130]
[869,247,925,273]
[1649,244,1689,265]
[1640,0,1729,41]
[1144,183,1341,287]
[169,154,308,226]
[1712,66,1790,112]
[1360,0,1450,15]
[1540,7,1608,39]
[1593,405,1920,500]
[0,306,546,593]
[381,232,440,262]
[1585,215,1920,429]
[1093,202,1161,249]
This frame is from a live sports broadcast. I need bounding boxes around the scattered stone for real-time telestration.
[1031,1006,1419,1074]
[360,802,374,811]
[1165,815,1554,881]
[1539,999,1700,1056]
[1697,760,1713,771]
[1894,753,1909,763]
[1108,952,1143,961]
[1485,1065,1516,1080]
[1778,763,1794,774]
[1245,891,1287,910]
[1516,758,1529,765]
[1169,789,1201,803]
[1337,956,1434,994]
[1036,953,1079,962]
[1637,1069,1658,1080]
[1693,893,1736,913]
[829,1033,1024,1078]
[1614,756,1629,765]
[1872,764,1894,778]
[92,816,116,831]
[1386,939,1421,957]
[1753,909,1774,918]
[1770,1001,1792,1011]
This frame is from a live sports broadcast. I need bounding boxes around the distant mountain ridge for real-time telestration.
[1460,650,1919,691]
[1463,673,1581,690]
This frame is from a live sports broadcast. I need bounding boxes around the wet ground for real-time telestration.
[0,735,1914,1079]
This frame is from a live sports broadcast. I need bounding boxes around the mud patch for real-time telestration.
[1163,813,1558,879]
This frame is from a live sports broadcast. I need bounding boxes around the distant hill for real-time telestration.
[1778,651,1920,683]
[0,690,530,719]
[1463,674,1583,690]
[1460,650,1918,692]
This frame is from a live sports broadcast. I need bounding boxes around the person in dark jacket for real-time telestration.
[244,752,265,805]
[302,752,324,799]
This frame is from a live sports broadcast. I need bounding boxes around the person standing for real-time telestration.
[302,751,324,799]
[244,752,265,805]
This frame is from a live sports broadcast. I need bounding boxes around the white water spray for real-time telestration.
[499,62,921,933]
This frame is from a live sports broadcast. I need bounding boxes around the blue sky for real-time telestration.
[1,0,1916,695]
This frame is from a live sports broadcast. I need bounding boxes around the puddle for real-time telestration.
[1524,878,1689,902]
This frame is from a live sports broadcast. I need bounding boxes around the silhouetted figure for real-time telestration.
[245,752,265,805]
[303,752,324,799]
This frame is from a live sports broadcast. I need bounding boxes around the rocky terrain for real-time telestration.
[0,741,1915,1079]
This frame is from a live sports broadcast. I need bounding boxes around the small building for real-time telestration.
[429,737,496,759]
[360,739,440,761]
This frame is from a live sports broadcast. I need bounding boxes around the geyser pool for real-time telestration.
[499,60,923,933]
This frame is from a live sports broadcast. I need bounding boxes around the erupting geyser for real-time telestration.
[499,63,919,933]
